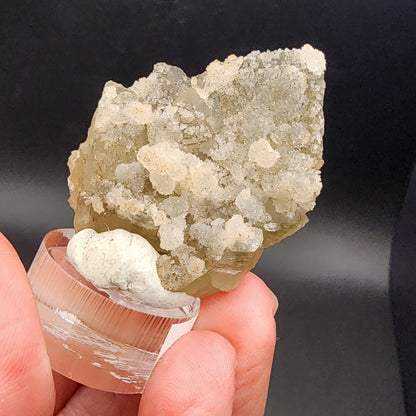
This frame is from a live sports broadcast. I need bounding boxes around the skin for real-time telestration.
[0,232,278,416]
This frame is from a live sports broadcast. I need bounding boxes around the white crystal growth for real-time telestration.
[66,228,195,308]
[68,44,326,296]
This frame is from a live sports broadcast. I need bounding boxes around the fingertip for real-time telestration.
[199,272,278,319]
[0,233,55,416]
[139,330,236,416]
[196,272,278,352]
[239,272,279,316]
[0,232,24,272]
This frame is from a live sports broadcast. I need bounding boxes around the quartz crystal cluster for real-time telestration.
[68,44,326,297]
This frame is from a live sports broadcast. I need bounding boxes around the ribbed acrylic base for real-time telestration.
[27,229,200,394]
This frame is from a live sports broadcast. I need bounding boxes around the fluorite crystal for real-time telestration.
[68,44,326,297]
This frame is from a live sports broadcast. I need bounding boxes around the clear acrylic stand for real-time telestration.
[28,229,200,394]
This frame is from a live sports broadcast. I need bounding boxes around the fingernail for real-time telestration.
[271,291,278,315]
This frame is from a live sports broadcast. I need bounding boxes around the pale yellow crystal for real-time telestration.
[68,44,326,297]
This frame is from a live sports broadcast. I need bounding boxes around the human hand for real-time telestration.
[0,232,277,416]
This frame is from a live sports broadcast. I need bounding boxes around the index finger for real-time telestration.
[194,272,278,416]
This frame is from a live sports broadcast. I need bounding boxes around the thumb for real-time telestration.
[139,330,236,416]
[0,233,55,416]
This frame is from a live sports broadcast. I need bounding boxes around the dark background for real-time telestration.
[1,1,415,414]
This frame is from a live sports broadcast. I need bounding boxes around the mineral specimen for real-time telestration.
[68,44,326,297]
[67,228,195,308]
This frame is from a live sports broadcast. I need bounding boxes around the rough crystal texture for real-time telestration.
[68,44,326,297]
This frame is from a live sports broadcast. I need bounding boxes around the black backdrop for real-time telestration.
[1,1,415,415]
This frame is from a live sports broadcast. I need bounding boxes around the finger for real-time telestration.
[0,232,55,416]
[57,387,140,416]
[53,371,79,415]
[139,330,236,416]
[194,272,278,416]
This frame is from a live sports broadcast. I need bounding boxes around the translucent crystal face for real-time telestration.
[68,44,326,297]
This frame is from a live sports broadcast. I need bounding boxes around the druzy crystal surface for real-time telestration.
[68,44,326,297]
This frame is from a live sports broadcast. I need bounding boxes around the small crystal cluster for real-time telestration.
[68,44,326,297]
